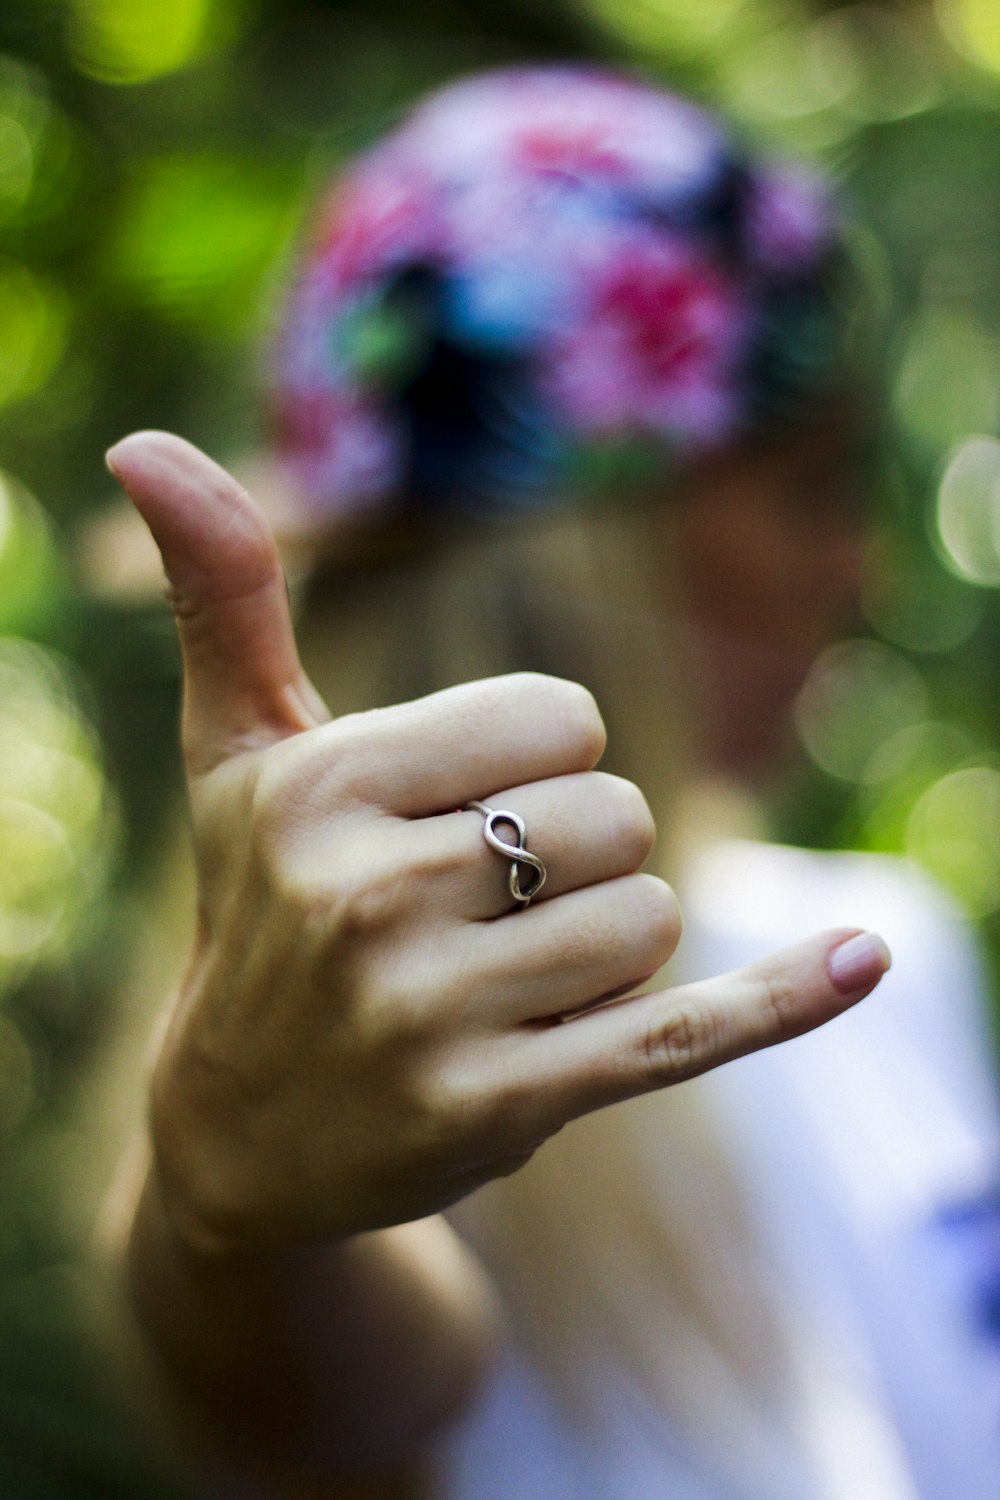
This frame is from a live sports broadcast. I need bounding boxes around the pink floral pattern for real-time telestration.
[545,236,748,447]
[271,66,837,520]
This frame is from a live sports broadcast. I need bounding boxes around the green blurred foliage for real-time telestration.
[3,0,1000,1488]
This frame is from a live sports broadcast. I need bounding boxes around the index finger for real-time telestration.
[291,672,607,817]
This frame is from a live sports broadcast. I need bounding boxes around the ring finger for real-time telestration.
[407,771,656,920]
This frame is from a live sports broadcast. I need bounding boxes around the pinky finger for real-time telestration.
[520,928,890,1134]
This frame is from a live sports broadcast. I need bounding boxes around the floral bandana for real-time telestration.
[271,66,839,524]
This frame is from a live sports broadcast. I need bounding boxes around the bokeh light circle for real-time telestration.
[906,764,1000,916]
[0,639,115,984]
[936,435,1000,587]
[794,638,929,782]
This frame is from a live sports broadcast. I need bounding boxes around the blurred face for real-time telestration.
[668,409,869,781]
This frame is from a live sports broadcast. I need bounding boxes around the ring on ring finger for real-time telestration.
[466,800,547,909]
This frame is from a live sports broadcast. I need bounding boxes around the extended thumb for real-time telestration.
[106,430,328,769]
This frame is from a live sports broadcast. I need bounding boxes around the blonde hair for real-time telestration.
[298,496,804,1482]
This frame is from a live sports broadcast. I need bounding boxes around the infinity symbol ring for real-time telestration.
[465,800,547,909]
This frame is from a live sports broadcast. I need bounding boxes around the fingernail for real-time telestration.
[827,931,892,995]
[105,436,137,478]
[105,432,151,478]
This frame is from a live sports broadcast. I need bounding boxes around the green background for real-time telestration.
[3,0,1000,1490]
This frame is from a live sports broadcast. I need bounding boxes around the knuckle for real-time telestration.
[264,856,323,913]
[642,999,718,1086]
[248,750,294,835]
[372,1063,454,1166]
[338,861,413,936]
[554,678,607,766]
[550,909,601,974]
[456,1071,536,1161]
[251,824,385,932]
[345,965,443,1077]
[246,778,333,909]
[409,830,470,886]
[602,775,656,867]
[261,821,451,950]
[248,743,319,847]
[428,1066,481,1136]
[512,673,605,766]
[632,874,682,967]
[304,717,371,803]
[412,1035,522,1147]
[316,713,384,805]
[252,721,367,827]
[471,1075,520,1142]
[550,877,680,981]
[747,968,801,1043]
[400,1056,489,1160]
[247,798,312,903]
[338,828,476,930]
[372,988,440,1060]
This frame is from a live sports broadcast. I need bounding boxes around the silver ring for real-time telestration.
[465,800,547,909]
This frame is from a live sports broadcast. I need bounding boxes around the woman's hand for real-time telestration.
[107,431,890,1259]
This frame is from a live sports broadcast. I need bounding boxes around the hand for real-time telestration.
[107,431,890,1257]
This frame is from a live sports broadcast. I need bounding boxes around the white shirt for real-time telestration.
[437,844,1000,1499]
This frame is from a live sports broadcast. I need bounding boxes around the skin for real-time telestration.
[108,430,890,1493]
[673,411,868,778]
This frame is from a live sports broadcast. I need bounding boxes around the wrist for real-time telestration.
[146,1034,305,1261]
